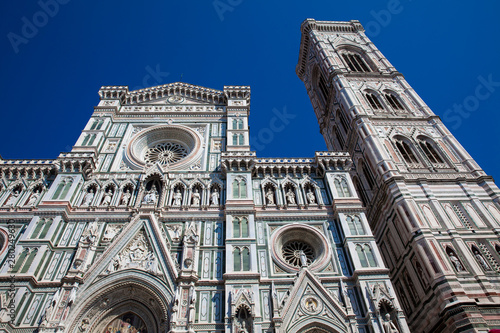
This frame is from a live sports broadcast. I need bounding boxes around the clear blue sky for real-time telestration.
[1,1,499,181]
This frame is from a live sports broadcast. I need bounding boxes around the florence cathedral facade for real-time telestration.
[0,19,498,333]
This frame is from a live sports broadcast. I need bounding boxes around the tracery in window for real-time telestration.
[394,138,419,164]
[356,244,377,267]
[365,93,384,110]
[342,53,371,72]
[232,178,247,199]
[233,217,249,238]
[334,177,351,197]
[346,215,365,235]
[233,246,250,271]
[417,137,444,164]
[384,93,405,111]
[318,73,329,101]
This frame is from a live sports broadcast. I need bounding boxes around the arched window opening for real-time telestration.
[417,138,444,164]
[233,218,240,238]
[232,134,238,146]
[384,93,405,111]
[366,93,384,110]
[242,247,250,271]
[237,119,244,129]
[233,247,250,271]
[353,177,368,207]
[241,217,249,237]
[365,244,377,267]
[232,119,238,129]
[233,178,247,199]
[337,108,350,133]
[395,140,419,164]
[335,178,351,197]
[342,53,371,72]
[82,134,90,146]
[238,134,244,145]
[356,244,376,267]
[232,180,240,198]
[96,119,104,130]
[233,217,249,238]
[356,245,368,267]
[361,162,376,190]
[347,215,365,235]
[318,73,329,101]
[234,248,241,271]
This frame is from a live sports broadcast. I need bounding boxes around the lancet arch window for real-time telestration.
[346,215,365,235]
[52,177,74,200]
[341,52,371,72]
[416,136,444,164]
[31,218,53,239]
[232,177,247,199]
[365,93,384,110]
[394,137,419,164]
[233,118,244,130]
[233,246,250,271]
[90,119,104,130]
[312,66,330,104]
[356,243,377,267]
[82,133,97,146]
[337,108,350,133]
[384,92,405,111]
[334,177,351,197]
[233,217,249,238]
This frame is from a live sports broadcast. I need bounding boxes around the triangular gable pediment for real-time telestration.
[281,269,349,333]
[81,214,177,291]
[124,82,225,106]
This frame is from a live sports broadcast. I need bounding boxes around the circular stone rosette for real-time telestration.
[126,124,202,170]
[270,224,331,273]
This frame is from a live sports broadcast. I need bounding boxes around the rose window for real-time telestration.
[144,142,188,165]
[282,241,314,267]
[125,124,203,170]
[270,224,331,272]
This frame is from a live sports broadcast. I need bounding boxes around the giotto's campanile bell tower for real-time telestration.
[297,18,500,333]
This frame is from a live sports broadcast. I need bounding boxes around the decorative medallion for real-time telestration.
[167,96,185,104]
[301,295,323,315]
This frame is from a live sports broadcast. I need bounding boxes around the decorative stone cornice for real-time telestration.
[99,82,227,105]
[221,151,353,176]
[0,158,57,180]
[223,86,251,103]
[296,19,364,80]
[57,152,96,177]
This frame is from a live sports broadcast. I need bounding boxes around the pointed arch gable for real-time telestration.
[188,178,206,189]
[261,176,279,188]
[280,270,349,333]
[281,176,298,189]
[119,178,137,190]
[7,179,27,191]
[82,214,177,290]
[27,179,46,191]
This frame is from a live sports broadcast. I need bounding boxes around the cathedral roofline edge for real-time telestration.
[98,82,251,106]
[296,19,365,79]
